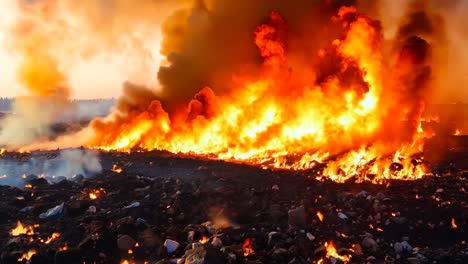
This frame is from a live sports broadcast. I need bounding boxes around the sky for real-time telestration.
[0,0,174,99]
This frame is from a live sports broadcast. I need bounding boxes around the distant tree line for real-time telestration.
[0,98,115,112]
[0,98,13,111]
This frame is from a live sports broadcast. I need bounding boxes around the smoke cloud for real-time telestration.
[0,148,102,187]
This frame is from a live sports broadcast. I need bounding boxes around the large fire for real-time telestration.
[88,6,433,183]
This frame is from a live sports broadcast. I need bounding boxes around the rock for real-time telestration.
[306,232,315,241]
[164,239,180,254]
[337,212,348,220]
[211,237,222,248]
[184,245,225,264]
[288,205,306,227]
[362,236,378,253]
[27,178,48,187]
[39,202,67,219]
[123,202,140,209]
[394,241,412,254]
[416,253,428,263]
[141,229,161,248]
[117,235,136,251]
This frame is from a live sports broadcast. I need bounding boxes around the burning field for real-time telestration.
[0,0,467,263]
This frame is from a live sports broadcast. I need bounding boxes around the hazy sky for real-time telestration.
[0,0,172,99]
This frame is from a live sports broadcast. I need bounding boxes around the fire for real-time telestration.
[59,245,68,251]
[43,232,60,244]
[10,221,36,236]
[88,188,105,200]
[242,238,255,257]
[112,164,123,173]
[24,184,33,189]
[453,129,462,136]
[451,218,457,229]
[0,148,5,155]
[88,7,433,183]
[316,211,324,222]
[199,236,210,244]
[325,241,351,263]
[17,249,37,261]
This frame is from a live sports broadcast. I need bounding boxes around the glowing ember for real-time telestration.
[112,164,123,173]
[43,232,60,244]
[10,221,36,236]
[316,211,324,222]
[242,238,255,257]
[59,245,68,251]
[453,129,462,136]
[88,188,105,200]
[88,7,434,184]
[325,241,351,263]
[17,249,37,261]
[24,184,33,189]
[199,236,210,244]
[451,218,458,229]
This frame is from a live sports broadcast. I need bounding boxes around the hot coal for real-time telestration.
[0,148,466,264]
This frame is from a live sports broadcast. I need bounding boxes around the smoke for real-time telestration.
[0,148,102,187]
[0,0,182,148]
[0,2,71,147]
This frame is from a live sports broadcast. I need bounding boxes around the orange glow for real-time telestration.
[17,250,37,261]
[43,232,60,244]
[0,148,5,155]
[10,221,36,236]
[199,236,210,244]
[325,241,351,263]
[451,218,458,229]
[128,249,133,254]
[88,188,105,200]
[112,164,123,173]
[242,238,255,257]
[316,211,324,222]
[88,7,433,183]
[24,184,33,189]
[454,129,462,136]
[59,245,68,251]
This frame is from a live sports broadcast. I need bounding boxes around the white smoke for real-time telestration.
[0,148,102,187]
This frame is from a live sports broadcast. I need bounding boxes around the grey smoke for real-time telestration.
[0,148,102,187]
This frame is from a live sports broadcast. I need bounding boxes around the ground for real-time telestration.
[0,150,466,264]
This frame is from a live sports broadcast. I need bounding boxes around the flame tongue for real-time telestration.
[90,7,432,183]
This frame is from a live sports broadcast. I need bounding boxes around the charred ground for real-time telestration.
[0,137,466,264]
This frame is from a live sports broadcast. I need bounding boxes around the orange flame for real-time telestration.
[242,238,255,257]
[43,232,60,244]
[199,236,210,244]
[17,249,37,261]
[325,241,351,263]
[59,245,68,251]
[89,7,432,184]
[451,218,458,229]
[0,148,5,155]
[10,221,36,236]
[112,164,123,173]
[88,188,105,200]
[454,129,462,136]
[316,211,324,222]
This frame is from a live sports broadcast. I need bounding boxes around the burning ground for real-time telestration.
[0,0,468,263]
[0,149,466,263]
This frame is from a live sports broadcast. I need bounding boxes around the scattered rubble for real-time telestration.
[0,150,466,263]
